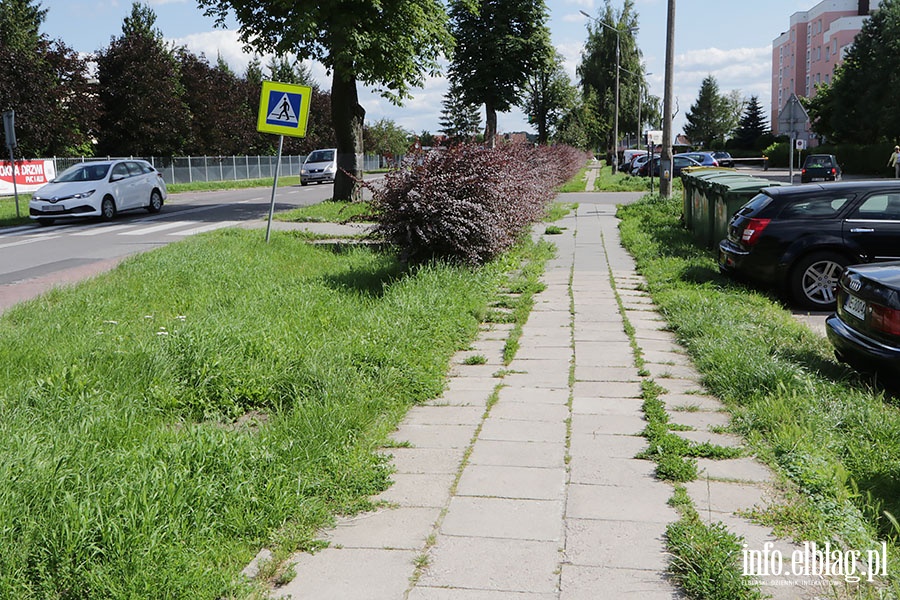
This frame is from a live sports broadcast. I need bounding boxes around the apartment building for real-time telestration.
[771,0,880,139]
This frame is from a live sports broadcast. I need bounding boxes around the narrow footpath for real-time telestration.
[270,195,823,599]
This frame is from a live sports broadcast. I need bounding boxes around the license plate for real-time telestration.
[844,293,867,321]
[42,204,64,212]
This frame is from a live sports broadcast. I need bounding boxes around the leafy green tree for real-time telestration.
[448,0,550,147]
[731,95,769,150]
[576,0,643,156]
[806,0,900,143]
[524,50,574,145]
[364,118,411,162]
[553,88,602,151]
[419,130,436,147]
[721,89,746,145]
[198,0,451,201]
[439,82,482,144]
[95,2,189,156]
[0,0,45,52]
[0,0,97,156]
[683,75,730,149]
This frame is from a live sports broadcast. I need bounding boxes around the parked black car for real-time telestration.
[801,154,841,183]
[826,262,900,381]
[712,151,734,168]
[718,181,900,310]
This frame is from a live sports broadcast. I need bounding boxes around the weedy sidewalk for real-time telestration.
[269,196,827,599]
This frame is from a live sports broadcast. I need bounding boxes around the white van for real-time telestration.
[300,148,337,185]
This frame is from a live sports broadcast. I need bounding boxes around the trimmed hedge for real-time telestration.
[369,143,586,265]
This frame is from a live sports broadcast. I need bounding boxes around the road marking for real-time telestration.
[169,221,239,236]
[0,235,60,249]
[120,221,195,236]
[72,224,139,236]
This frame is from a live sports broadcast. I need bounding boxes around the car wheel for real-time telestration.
[101,197,117,221]
[147,190,163,213]
[790,251,849,310]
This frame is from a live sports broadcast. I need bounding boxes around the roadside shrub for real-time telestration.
[369,143,586,265]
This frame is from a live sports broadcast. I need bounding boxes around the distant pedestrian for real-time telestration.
[889,145,900,178]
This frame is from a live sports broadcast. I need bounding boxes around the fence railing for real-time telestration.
[49,154,389,186]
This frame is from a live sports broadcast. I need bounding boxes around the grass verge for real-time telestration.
[617,192,900,592]
[275,200,374,223]
[0,228,538,598]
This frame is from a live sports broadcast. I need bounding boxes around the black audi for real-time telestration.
[718,181,900,310]
[827,262,900,380]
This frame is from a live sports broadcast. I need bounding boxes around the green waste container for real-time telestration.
[709,178,789,249]
[691,174,760,248]
[680,168,736,231]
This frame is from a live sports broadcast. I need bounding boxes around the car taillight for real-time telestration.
[801,168,807,175]
[712,160,719,167]
[870,303,900,336]
[740,218,770,246]
[830,168,836,176]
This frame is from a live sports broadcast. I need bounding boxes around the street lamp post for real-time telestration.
[580,10,633,174]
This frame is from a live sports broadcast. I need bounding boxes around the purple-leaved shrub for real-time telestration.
[369,143,587,266]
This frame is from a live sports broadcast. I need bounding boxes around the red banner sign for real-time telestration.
[0,160,56,194]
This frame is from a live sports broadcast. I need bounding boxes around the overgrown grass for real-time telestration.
[618,193,900,591]
[557,166,589,193]
[667,486,764,600]
[0,229,528,598]
[167,175,302,194]
[500,241,553,364]
[594,168,684,193]
[276,200,374,223]
[543,202,578,222]
[0,195,31,227]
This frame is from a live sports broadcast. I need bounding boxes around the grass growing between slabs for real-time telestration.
[0,228,544,598]
[617,193,900,593]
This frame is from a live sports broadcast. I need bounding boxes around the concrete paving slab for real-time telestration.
[653,378,707,396]
[570,413,646,436]
[497,386,569,405]
[559,565,682,599]
[404,406,486,427]
[673,429,743,449]
[644,363,703,380]
[572,381,643,398]
[684,479,770,517]
[500,371,570,389]
[418,536,560,593]
[468,440,566,469]
[569,432,647,459]
[696,457,775,484]
[456,464,566,500]
[391,423,478,449]
[489,401,569,422]
[478,418,567,443]
[443,376,499,394]
[274,547,417,599]
[383,447,466,474]
[641,350,694,366]
[565,518,670,570]
[441,496,564,541]
[571,396,643,416]
[634,337,684,353]
[666,410,731,431]
[662,393,724,412]
[325,506,440,550]
[573,365,641,382]
[409,588,557,600]
[568,455,658,486]
[375,472,457,507]
[428,388,492,407]
[566,483,677,523]
[449,363,504,379]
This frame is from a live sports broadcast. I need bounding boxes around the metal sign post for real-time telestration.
[3,110,19,217]
[778,94,809,185]
[256,80,312,243]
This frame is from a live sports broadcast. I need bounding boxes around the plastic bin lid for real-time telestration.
[713,178,787,195]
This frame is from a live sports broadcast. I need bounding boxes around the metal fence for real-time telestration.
[48,153,387,185]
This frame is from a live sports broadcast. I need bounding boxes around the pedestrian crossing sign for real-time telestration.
[257,80,312,137]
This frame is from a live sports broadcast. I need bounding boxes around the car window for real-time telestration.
[778,195,851,218]
[56,164,110,182]
[850,194,900,220]
[307,150,334,162]
[804,156,832,168]
[111,163,130,179]
[735,192,773,217]
[125,162,145,176]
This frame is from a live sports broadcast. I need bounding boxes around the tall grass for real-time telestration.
[618,194,900,588]
[0,229,511,598]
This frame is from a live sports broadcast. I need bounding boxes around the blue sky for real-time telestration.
[41,0,814,137]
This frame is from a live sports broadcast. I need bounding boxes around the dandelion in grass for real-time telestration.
[144,315,153,320]
[103,320,118,325]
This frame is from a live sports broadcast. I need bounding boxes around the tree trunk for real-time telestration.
[484,102,497,148]
[331,66,365,201]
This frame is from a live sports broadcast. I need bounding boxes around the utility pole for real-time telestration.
[659,0,676,198]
